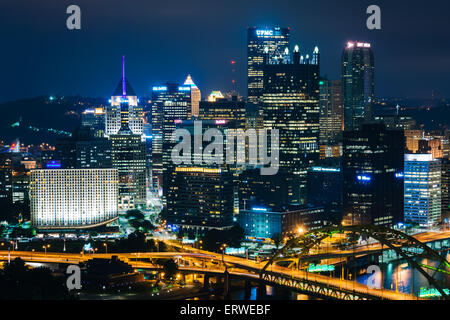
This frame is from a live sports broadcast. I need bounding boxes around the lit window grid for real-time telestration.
[29,169,119,228]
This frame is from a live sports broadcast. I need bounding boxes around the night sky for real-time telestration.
[1,0,450,103]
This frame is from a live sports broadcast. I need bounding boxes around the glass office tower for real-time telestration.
[319,79,344,144]
[165,120,234,233]
[262,45,320,203]
[151,84,192,192]
[247,26,290,105]
[404,154,441,227]
[342,41,374,131]
[343,124,404,226]
[111,100,147,210]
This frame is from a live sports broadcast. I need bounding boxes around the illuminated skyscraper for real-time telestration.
[199,97,246,129]
[262,44,320,203]
[404,154,441,227]
[307,160,343,225]
[166,167,234,232]
[165,120,234,232]
[319,79,344,144]
[82,107,106,138]
[110,133,146,210]
[343,124,404,226]
[342,41,374,131]
[198,98,247,213]
[110,88,147,210]
[105,57,143,137]
[151,83,192,191]
[442,158,450,220]
[247,27,290,104]
[0,153,12,202]
[184,75,201,117]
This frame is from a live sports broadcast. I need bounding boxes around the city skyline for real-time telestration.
[0,0,449,303]
[2,0,450,103]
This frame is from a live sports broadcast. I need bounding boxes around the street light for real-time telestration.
[221,244,227,265]
[103,242,108,254]
[43,244,50,254]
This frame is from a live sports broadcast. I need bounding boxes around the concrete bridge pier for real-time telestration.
[203,275,210,289]
[257,281,266,300]
[223,270,230,299]
[244,280,252,300]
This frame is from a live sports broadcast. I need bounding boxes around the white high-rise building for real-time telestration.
[105,57,143,138]
[404,154,441,227]
[30,169,119,229]
[184,74,201,117]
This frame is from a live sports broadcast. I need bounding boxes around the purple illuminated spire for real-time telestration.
[122,55,126,97]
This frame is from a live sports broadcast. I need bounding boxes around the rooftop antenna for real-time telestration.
[231,59,237,93]
[122,55,126,97]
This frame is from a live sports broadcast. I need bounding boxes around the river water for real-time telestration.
[192,251,450,300]
[356,252,450,298]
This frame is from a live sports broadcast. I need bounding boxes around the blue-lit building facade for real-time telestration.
[306,159,343,225]
[404,154,441,227]
[239,207,283,239]
[239,205,326,239]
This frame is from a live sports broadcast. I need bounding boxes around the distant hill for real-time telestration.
[374,98,450,131]
[0,96,106,146]
[408,106,450,131]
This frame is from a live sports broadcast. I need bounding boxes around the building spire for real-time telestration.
[122,55,126,97]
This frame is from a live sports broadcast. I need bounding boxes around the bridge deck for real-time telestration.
[0,250,420,300]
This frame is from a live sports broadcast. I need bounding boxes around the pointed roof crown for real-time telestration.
[184,74,198,89]
[112,56,137,96]
[113,78,136,96]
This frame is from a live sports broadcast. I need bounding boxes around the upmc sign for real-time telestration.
[256,29,273,37]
